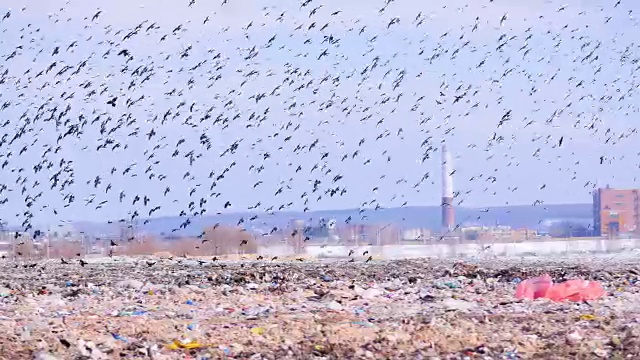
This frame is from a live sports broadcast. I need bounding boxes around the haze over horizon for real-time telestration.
[0,0,639,230]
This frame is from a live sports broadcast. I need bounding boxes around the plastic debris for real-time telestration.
[166,339,204,350]
[515,274,553,300]
[111,333,128,342]
[350,321,375,328]
[547,279,607,302]
[116,310,148,317]
[579,314,597,321]
[515,274,606,302]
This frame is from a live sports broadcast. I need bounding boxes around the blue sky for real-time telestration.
[0,0,639,228]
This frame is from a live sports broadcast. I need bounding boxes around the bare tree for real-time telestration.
[203,226,257,255]
[49,240,84,259]
[125,235,162,255]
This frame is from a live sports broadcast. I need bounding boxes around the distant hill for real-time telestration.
[70,203,593,237]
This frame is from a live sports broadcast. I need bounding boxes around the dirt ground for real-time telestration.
[1,256,640,359]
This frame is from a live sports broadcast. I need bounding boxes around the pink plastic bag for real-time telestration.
[546,279,606,302]
[515,274,553,300]
[515,274,606,302]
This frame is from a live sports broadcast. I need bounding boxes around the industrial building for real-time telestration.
[537,218,593,238]
[461,225,537,242]
[401,228,432,242]
[592,186,640,236]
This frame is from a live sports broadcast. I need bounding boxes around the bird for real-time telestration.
[0,0,632,268]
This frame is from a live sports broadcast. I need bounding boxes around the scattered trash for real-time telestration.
[350,321,375,328]
[0,258,632,357]
[504,349,520,360]
[360,288,382,299]
[116,310,148,317]
[442,298,478,311]
[566,331,584,344]
[166,339,204,350]
[111,333,127,342]
[443,281,461,289]
[326,301,343,311]
[219,345,232,356]
[241,306,271,318]
[353,308,366,315]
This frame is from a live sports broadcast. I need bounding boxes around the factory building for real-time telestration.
[402,228,432,242]
[592,186,640,237]
[461,226,537,242]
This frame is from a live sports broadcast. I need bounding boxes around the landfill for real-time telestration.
[2,255,640,359]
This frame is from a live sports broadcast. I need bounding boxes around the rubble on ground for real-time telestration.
[2,256,640,359]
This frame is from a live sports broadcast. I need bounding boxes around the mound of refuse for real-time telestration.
[1,256,638,359]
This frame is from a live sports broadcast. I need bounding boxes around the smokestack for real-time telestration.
[441,143,455,232]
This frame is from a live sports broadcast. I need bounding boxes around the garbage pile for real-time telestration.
[1,256,640,359]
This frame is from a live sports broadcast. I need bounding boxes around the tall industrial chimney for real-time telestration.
[441,143,455,232]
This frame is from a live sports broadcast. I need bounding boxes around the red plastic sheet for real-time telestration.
[515,274,606,302]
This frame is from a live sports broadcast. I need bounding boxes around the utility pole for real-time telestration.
[0,221,5,261]
[12,232,16,262]
[83,234,88,257]
[0,221,10,262]
[46,235,50,260]
[292,220,304,255]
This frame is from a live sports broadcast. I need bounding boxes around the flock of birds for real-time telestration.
[0,0,638,261]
